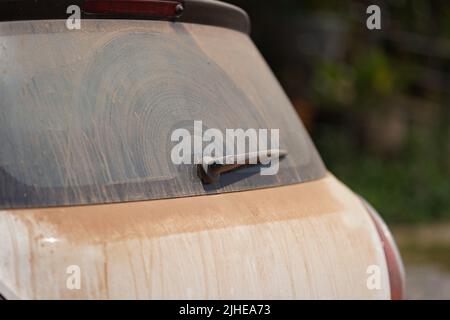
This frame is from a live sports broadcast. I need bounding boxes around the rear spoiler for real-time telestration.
[0,0,250,34]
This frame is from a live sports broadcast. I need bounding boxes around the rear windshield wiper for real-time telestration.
[197,149,287,184]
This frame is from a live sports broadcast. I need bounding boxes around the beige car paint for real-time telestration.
[0,174,390,299]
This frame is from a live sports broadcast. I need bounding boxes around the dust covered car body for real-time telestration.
[0,0,403,299]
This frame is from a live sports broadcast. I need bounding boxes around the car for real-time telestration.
[0,0,404,299]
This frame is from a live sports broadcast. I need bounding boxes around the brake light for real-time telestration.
[83,0,185,18]
[361,198,406,300]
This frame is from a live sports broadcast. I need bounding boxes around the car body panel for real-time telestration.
[0,173,390,299]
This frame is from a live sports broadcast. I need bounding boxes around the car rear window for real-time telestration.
[0,19,326,208]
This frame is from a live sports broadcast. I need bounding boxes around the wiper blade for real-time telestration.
[197,149,287,184]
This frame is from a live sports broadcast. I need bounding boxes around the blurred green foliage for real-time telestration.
[231,0,450,224]
[316,121,450,224]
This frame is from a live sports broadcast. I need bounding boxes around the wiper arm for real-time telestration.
[197,149,287,184]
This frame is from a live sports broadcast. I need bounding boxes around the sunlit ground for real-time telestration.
[392,224,450,299]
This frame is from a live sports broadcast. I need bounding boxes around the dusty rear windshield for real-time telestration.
[0,19,326,208]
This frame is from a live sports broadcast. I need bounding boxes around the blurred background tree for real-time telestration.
[229,0,450,224]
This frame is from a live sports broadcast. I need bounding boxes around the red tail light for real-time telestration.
[83,0,185,18]
[361,198,406,300]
